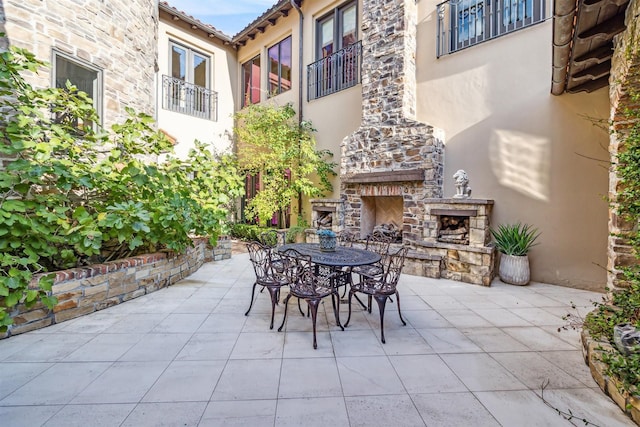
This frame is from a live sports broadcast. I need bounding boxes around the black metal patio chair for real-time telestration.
[344,246,409,343]
[278,248,344,349]
[245,241,289,329]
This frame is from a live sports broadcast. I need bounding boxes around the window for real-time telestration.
[436,0,544,57]
[242,55,261,107]
[268,36,292,97]
[163,41,216,120]
[316,1,357,61]
[308,1,361,100]
[53,51,102,127]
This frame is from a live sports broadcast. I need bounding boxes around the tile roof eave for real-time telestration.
[159,1,233,44]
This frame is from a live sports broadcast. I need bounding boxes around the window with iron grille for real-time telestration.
[307,1,361,100]
[164,41,216,120]
[436,0,545,57]
[268,36,292,97]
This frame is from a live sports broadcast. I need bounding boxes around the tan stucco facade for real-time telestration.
[158,11,237,157]
[236,0,610,290]
[415,2,611,289]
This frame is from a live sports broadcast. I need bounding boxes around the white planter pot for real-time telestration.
[499,254,530,285]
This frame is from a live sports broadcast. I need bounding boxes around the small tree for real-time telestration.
[234,103,335,224]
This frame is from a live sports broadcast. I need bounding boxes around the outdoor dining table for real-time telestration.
[276,243,381,268]
[276,243,381,307]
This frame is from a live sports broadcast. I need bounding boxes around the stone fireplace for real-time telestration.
[339,0,496,285]
[341,0,444,243]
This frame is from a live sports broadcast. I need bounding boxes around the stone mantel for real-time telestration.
[424,198,495,205]
[342,169,426,184]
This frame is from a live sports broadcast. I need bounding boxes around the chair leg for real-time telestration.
[297,298,305,316]
[373,294,388,344]
[395,291,407,326]
[308,299,321,349]
[266,286,279,330]
[332,293,344,330]
[244,282,258,316]
[277,294,292,332]
[344,289,355,327]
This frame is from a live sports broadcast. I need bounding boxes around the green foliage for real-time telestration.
[490,223,540,256]
[285,216,309,243]
[582,89,640,393]
[0,44,244,331]
[229,223,274,242]
[234,103,336,224]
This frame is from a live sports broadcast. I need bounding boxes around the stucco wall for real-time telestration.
[157,12,237,157]
[416,2,611,289]
[0,0,158,129]
[235,0,610,289]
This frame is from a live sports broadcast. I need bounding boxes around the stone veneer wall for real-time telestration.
[607,0,640,292]
[414,198,495,286]
[0,0,158,128]
[341,0,445,243]
[3,237,231,339]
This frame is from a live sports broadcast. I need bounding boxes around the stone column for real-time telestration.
[607,0,640,291]
[360,0,418,125]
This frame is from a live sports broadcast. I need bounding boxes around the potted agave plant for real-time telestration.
[491,223,540,285]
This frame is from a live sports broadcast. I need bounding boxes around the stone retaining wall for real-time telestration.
[581,329,640,425]
[3,237,231,339]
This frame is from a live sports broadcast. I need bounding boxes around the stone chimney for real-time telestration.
[340,0,445,242]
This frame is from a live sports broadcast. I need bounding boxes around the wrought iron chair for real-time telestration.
[258,229,279,248]
[351,234,392,310]
[245,241,289,329]
[337,229,358,247]
[344,246,409,343]
[278,248,344,349]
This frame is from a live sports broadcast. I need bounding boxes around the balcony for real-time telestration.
[436,0,545,57]
[307,40,362,101]
[162,75,217,120]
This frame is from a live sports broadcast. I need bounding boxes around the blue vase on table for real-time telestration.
[317,229,336,252]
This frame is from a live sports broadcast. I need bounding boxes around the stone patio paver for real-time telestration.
[0,252,635,426]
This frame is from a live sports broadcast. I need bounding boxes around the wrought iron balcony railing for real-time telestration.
[436,0,545,57]
[307,40,362,101]
[162,75,217,121]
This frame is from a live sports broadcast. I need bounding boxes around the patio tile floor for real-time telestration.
[0,252,635,426]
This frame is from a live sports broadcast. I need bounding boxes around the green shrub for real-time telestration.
[229,223,273,242]
[0,44,244,331]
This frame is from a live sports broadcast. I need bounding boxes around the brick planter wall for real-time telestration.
[3,237,231,339]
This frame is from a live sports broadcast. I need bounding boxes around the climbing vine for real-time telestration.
[583,86,640,393]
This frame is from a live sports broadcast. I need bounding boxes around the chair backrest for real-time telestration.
[280,249,335,297]
[246,241,279,281]
[258,230,278,248]
[365,234,392,263]
[383,246,409,288]
[337,229,358,248]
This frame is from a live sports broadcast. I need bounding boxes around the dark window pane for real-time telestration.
[251,57,261,104]
[281,37,292,92]
[341,5,357,47]
[193,54,207,87]
[268,44,279,95]
[171,45,186,80]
